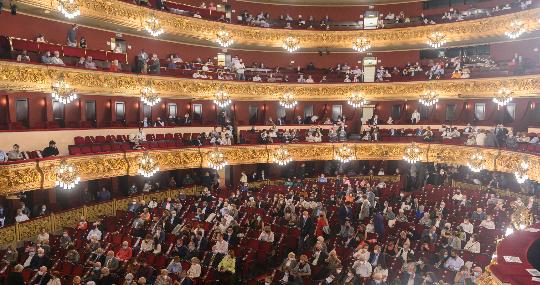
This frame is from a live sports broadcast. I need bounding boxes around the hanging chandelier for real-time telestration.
[207,148,228,170]
[352,37,371,52]
[55,160,81,190]
[57,0,81,19]
[51,77,77,104]
[335,145,355,163]
[419,91,439,107]
[514,159,529,184]
[216,30,234,48]
[273,145,292,166]
[213,90,232,108]
[493,88,513,107]
[348,93,367,108]
[403,142,422,163]
[467,151,485,172]
[426,32,447,49]
[138,152,159,178]
[505,20,527,39]
[279,93,298,109]
[140,86,161,107]
[282,36,300,52]
[144,16,164,37]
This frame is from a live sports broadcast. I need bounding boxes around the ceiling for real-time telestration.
[236,0,423,6]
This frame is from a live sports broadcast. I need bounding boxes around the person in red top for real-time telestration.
[315,212,329,237]
[116,241,133,261]
[77,216,88,230]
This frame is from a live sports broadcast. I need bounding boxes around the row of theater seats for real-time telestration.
[68,133,205,155]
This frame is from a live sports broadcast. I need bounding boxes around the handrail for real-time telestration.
[0,142,538,195]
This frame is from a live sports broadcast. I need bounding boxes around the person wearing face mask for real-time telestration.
[33,266,51,285]
[258,226,275,243]
[123,273,135,285]
[59,231,72,249]
[400,262,422,285]
[369,245,386,268]
[290,254,311,285]
[30,248,50,270]
[116,241,133,262]
[370,272,387,285]
[297,211,314,252]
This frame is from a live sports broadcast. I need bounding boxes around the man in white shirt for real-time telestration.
[459,218,474,235]
[444,250,464,271]
[49,51,65,66]
[352,257,372,278]
[15,209,29,223]
[212,233,229,255]
[411,110,421,124]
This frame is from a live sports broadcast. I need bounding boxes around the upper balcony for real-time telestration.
[14,0,540,51]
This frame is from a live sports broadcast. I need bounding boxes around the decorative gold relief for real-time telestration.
[52,208,85,231]
[0,226,17,245]
[0,161,42,195]
[2,143,540,195]
[16,0,540,49]
[85,201,115,222]
[0,61,539,101]
[17,216,51,241]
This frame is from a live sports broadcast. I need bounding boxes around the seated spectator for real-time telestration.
[79,37,87,49]
[14,209,29,223]
[16,50,30,62]
[42,140,59,157]
[76,57,86,68]
[115,241,133,261]
[84,56,97,69]
[464,235,480,253]
[187,257,201,279]
[444,250,464,271]
[49,51,65,66]
[148,54,160,74]
[41,51,52,64]
[258,226,275,242]
[36,34,46,43]
[479,215,496,229]
[109,59,120,72]
[0,149,8,162]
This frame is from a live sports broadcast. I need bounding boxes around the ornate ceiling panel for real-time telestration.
[17,0,540,50]
[1,61,539,101]
[1,143,539,195]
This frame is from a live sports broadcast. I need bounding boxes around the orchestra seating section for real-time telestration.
[0,179,512,284]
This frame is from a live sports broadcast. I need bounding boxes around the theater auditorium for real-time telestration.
[0,0,539,284]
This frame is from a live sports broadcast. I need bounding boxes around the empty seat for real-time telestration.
[74,136,85,145]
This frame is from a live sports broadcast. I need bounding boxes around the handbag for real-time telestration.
[322,225,330,234]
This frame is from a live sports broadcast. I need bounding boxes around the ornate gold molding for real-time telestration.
[0,61,539,101]
[16,0,540,50]
[1,143,540,194]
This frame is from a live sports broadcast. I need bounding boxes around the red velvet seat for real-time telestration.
[146,134,155,141]
[69,145,82,155]
[158,141,168,148]
[95,136,106,143]
[91,145,102,153]
[101,144,112,152]
[74,136,85,145]
[165,133,174,140]
[156,134,165,141]
[111,143,122,151]
[120,143,131,151]
[80,145,92,154]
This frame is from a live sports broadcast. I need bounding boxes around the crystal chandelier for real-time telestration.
[57,0,81,19]
[493,88,513,107]
[467,151,485,172]
[505,20,526,39]
[213,90,232,108]
[273,145,292,166]
[419,91,439,107]
[403,142,421,163]
[51,77,77,104]
[426,32,447,48]
[207,148,227,170]
[282,36,300,52]
[216,30,234,48]
[144,16,164,37]
[352,37,371,52]
[140,86,161,107]
[348,93,367,108]
[279,93,297,109]
[55,160,81,190]
[514,159,529,184]
[335,145,355,163]
[138,152,159,178]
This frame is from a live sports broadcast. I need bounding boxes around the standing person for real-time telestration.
[6,264,24,285]
[67,24,79,47]
[297,211,314,252]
